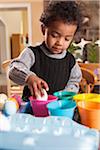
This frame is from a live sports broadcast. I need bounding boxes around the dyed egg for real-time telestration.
[0,93,7,110]
[36,89,48,101]
[4,101,17,116]
[11,94,22,105]
[8,98,19,110]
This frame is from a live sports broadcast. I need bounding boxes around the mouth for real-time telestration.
[52,47,62,53]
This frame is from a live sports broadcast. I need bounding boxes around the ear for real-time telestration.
[41,24,46,35]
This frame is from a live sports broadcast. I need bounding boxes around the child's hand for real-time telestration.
[26,74,49,98]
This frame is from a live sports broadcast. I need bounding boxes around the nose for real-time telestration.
[56,37,64,46]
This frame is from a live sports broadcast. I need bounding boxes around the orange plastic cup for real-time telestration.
[77,101,100,130]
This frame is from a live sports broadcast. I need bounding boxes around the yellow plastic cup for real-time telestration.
[73,93,100,103]
[77,101,100,130]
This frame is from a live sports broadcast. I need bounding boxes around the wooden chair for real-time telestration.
[79,67,98,93]
[78,63,100,81]
[2,59,23,97]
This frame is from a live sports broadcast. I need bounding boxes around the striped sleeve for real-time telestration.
[8,47,36,85]
[64,63,82,93]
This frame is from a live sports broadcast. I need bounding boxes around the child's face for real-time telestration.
[42,20,77,54]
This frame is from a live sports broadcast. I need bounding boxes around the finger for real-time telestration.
[36,82,45,97]
[37,81,43,91]
[37,80,49,96]
[41,80,49,91]
[32,81,39,98]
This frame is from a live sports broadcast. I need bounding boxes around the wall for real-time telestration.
[31,1,43,44]
[0,20,6,72]
[22,10,28,37]
[0,10,22,51]
[0,0,43,44]
[0,0,44,45]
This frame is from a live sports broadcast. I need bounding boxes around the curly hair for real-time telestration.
[40,1,83,29]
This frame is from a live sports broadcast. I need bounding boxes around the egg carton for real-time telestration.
[0,113,99,150]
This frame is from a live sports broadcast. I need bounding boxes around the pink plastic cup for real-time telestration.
[29,95,58,117]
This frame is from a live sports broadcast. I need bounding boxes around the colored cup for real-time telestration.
[77,101,100,130]
[29,95,58,117]
[73,93,100,103]
[53,91,76,100]
[47,99,76,119]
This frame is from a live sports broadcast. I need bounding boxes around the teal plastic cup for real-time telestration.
[47,99,76,118]
[53,91,76,100]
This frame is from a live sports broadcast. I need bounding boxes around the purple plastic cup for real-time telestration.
[29,95,58,117]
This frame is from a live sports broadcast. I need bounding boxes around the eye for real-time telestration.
[65,38,72,41]
[51,32,59,38]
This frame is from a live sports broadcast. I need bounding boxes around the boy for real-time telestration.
[9,1,83,100]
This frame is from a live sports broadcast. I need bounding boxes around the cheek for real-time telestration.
[64,41,71,49]
[47,36,56,45]
[45,37,52,48]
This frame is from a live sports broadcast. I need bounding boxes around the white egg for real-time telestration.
[0,93,7,103]
[0,93,7,110]
[36,89,48,101]
[4,101,17,116]
[0,93,7,101]
[0,113,11,131]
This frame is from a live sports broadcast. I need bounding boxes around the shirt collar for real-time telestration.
[40,42,67,59]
